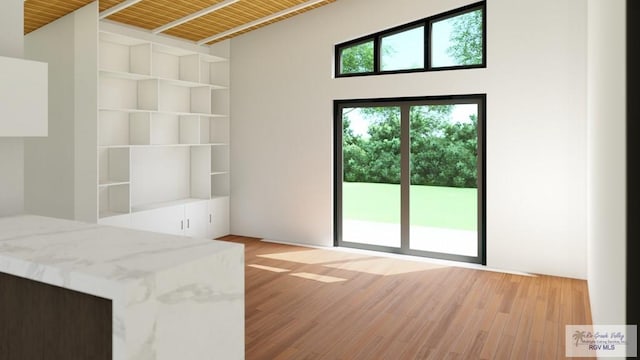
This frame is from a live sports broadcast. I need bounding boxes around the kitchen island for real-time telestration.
[0,214,244,359]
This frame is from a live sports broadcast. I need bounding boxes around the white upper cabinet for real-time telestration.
[0,55,48,137]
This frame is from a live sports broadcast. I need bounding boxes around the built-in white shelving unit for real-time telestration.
[97,27,230,239]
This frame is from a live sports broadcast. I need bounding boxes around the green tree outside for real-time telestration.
[340,41,374,73]
[343,105,477,188]
[447,9,483,65]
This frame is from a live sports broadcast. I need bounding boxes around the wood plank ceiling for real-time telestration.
[24,0,336,44]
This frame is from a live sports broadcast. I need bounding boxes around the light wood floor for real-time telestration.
[219,235,592,360]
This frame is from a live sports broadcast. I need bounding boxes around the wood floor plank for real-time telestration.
[511,278,540,356]
[542,319,560,360]
[218,236,592,360]
[479,312,508,359]
[493,334,515,360]
[442,278,488,357]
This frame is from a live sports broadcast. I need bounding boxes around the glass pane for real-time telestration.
[380,26,424,71]
[431,9,483,68]
[340,41,374,74]
[342,106,401,248]
[409,104,478,256]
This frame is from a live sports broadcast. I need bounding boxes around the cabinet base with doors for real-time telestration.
[97,21,231,240]
[101,197,229,240]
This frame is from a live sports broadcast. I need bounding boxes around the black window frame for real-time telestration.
[335,1,486,78]
[337,38,377,76]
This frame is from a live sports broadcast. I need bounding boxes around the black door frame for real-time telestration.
[333,94,486,265]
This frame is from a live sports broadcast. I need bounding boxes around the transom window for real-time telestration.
[381,25,424,71]
[335,1,485,77]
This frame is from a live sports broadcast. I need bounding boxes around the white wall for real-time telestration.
[0,0,23,57]
[230,0,588,278]
[24,2,98,222]
[0,139,23,217]
[586,0,626,326]
[24,13,76,220]
[0,0,25,217]
[73,3,98,222]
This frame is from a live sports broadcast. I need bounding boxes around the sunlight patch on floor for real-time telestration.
[258,249,368,264]
[259,238,538,277]
[323,257,448,276]
[290,272,347,283]
[248,264,290,273]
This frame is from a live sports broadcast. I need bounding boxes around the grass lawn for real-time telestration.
[343,182,477,231]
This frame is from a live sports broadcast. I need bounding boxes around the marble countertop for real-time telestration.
[0,214,244,359]
[0,214,239,287]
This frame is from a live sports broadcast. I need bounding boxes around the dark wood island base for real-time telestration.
[0,272,112,360]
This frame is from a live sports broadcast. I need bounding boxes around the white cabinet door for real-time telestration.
[208,197,229,239]
[131,205,185,236]
[184,200,209,239]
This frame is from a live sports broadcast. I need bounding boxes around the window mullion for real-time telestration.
[374,35,380,73]
[424,21,430,70]
[400,104,411,251]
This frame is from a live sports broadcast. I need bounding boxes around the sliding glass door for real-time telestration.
[334,95,485,264]
[341,106,402,249]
